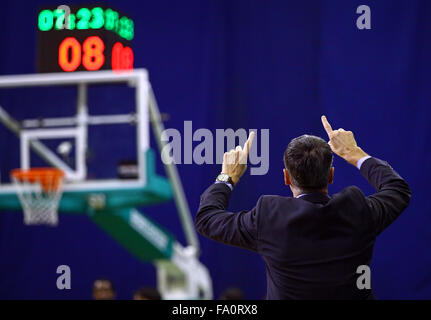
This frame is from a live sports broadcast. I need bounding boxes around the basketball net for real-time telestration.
[10,168,65,226]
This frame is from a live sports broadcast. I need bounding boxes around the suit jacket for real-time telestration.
[195,157,411,299]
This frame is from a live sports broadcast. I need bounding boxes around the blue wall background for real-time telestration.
[0,0,430,299]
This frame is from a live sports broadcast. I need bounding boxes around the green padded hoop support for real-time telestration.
[90,207,175,261]
[84,149,176,262]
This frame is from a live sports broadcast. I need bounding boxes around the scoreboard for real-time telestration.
[37,5,134,73]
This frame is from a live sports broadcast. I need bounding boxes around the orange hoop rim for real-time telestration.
[10,168,65,193]
[10,167,65,180]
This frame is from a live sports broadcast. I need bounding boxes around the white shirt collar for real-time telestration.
[295,193,310,198]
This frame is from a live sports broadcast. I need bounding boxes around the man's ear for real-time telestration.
[283,168,291,186]
[328,167,334,184]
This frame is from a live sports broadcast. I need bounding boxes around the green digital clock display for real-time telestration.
[38,6,134,41]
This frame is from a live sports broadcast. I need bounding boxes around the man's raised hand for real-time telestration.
[222,131,255,185]
[321,115,368,167]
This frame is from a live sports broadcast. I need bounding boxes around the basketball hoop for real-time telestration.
[10,168,65,226]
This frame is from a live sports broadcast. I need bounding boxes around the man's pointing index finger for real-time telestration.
[243,131,255,156]
[321,115,333,137]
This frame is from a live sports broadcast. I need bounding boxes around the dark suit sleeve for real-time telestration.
[359,157,411,236]
[195,183,259,251]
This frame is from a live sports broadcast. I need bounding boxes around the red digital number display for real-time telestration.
[82,36,105,71]
[58,36,133,72]
[58,37,81,71]
[111,42,134,72]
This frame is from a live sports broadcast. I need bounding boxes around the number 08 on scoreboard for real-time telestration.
[37,5,134,73]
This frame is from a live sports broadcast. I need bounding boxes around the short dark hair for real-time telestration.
[283,135,333,191]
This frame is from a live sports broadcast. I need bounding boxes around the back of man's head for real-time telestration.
[283,135,333,191]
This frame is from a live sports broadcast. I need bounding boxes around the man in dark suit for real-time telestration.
[195,116,411,299]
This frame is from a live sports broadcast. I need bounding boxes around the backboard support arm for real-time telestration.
[148,87,200,255]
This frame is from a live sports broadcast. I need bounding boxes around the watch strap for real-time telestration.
[216,173,235,186]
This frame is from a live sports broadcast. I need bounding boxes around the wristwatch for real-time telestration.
[216,173,235,186]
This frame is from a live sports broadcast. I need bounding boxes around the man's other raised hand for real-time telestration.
[321,115,369,167]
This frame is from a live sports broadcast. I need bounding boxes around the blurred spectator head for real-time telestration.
[220,287,244,300]
[133,287,162,300]
[92,278,116,300]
